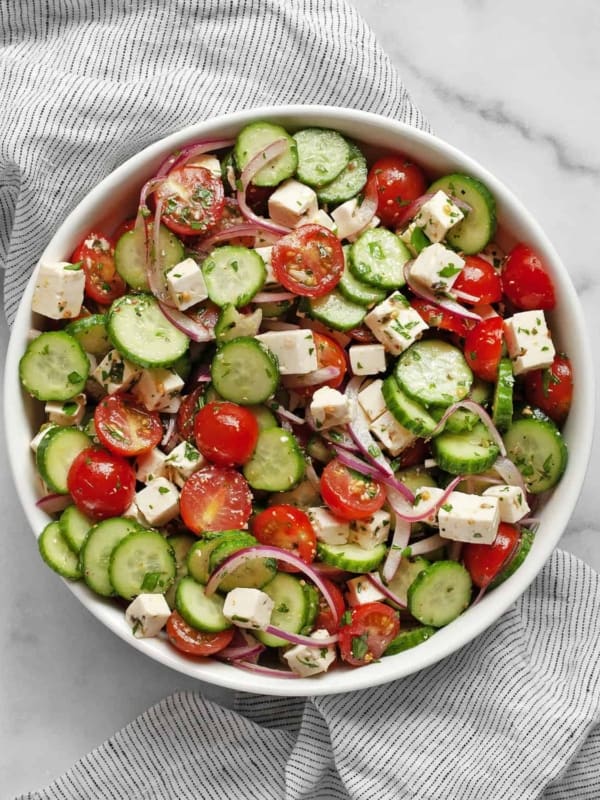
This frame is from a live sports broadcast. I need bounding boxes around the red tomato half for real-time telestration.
[502,244,556,310]
[271,224,344,297]
[410,297,474,338]
[94,394,163,457]
[296,332,347,397]
[524,354,573,424]
[320,458,386,521]
[194,401,259,467]
[251,505,317,570]
[338,602,400,666]
[166,611,234,656]
[67,446,136,520]
[154,165,225,237]
[462,523,521,588]
[71,231,126,305]
[177,386,206,444]
[464,316,504,382]
[369,155,427,228]
[314,578,346,635]
[453,255,502,305]
[179,466,253,534]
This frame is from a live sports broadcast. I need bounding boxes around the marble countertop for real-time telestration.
[1,0,598,795]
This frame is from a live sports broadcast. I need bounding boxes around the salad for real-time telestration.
[19,120,572,679]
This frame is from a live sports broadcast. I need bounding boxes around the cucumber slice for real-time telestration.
[211,337,279,404]
[255,572,308,647]
[80,517,142,596]
[395,340,473,408]
[175,576,231,633]
[248,404,278,431]
[234,121,298,187]
[107,293,189,368]
[300,582,320,634]
[36,426,92,494]
[432,421,500,475]
[433,406,478,435]
[407,560,473,627]
[338,256,387,307]
[38,521,82,580]
[349,228,410,289]
[427,174,496,254]
[164,533,195,609]
[394,467,438,494]
[304,289,366,332]
[59,504,93,554]
[384,626,436,656]
[317,541,387,572]
[207,531,277,592]
[503,416,567,493]
[202,246,266,308]
[260,299,295,318]
[492,358,515,432]
[65,314,111,357]
[306,434,335,464]
[243,427,305,492]
[293,128,351,188]
[382,375,439,438]
[20,331,89,401]
[470,378,492,407]
[187,533,240,585]
[114,222,184,291]
[489,528,535,588]
[384,557,430,607]
[316,141,368,205]
[214,304,262,342]
[109,528,176,600]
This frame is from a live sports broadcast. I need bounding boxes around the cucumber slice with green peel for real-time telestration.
[407,560,473,627]
[300,582,320,634]
[255,572,309,647]
[503,416,567,493]
[202,246,266,308]
[20,331,89,401]
[38,521,82,580]
[208,532,277,592]
[432,406,479,435]
[65,314,111,357]
[384,626,436,656]
[214,304,263,342]
[293,128,351,188]
[248,404,278,431]
[349,228,410,289]
[187,533,243,585]
[175,576,231,633]
[489,528,535,589]
[394,467,438,494]
[316,141,368,205]
[384,557,430,607]
[338,259,387,307]
[382,375,439,438]
[432,421,500,475]
[492,358,515,432]
[107,293,189,368]
[303,289,366,332]
[211,337,279,404]
[36,426,92,494]
[316,541,387,572]
[109,528,176,600]
[260,299,295,318]
[114,223,184,291]
[59,505,93,554]
[427,174,496,254]
[243,427,305,492]
[164,533,195,609]
[395,340,473,409]
[207,532,257,571]
[80,517,143,596]
[470,377,492,407]
[306,434,335,464]
[234,121,298,187]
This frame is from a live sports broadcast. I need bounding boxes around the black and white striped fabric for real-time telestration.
[3,3,600,799]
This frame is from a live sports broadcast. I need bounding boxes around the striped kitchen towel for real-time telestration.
[3,2,599,799]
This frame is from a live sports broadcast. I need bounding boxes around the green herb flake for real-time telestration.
[351,634,369,661]
[141,572,161,591]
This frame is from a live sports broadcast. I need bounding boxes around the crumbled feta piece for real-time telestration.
[123,501,147,526]
[364,292,428,355]
[307,208,337,233]
[349,509,391,550]
[482,484,530,523]
[414,190,464,243]
[93,349,142,395]
[135,448,169,484]
[45,393,86,427]
[283,629,337,677]
[307,507,350,545]
[31,261,86,320]
[159,395,182,414]
[166,258,208,311]
[410,243,465,294]
[346,574,387,606]
[135,477,180,527]
[165,440,206,487]
[370,410,416,456]
[132,367,185,411]
[268,179,318,228]
[349,344,386,376]
[310,386,351,429]
[188,153,221,176]
[223,587,274,630]
[330,198,380,241]
[125,593,171,638]
[503,310,555,375]
[255,246,277,284]
[438,491,500,544]
[255,330,318,375]
[357,379,387,422]
[412,486,445,526]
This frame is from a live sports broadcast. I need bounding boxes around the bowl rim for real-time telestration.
[4,104,595,696]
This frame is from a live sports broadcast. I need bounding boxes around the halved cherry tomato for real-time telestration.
[314,578,346,635]
[296,332,347,397]
[462,523,521,588]
[251,505,317,571]
[166,611,234,656]
[453,255,502,305]
[501,243,556,310]
[410,297,474,338]
[112,217,136,242]
[338,602,400,666]
[71,231,126,305]
[67,446,136,520]
[194,401,259,467]
[177,386,206,443]
[368,155,427,228]
[392,438,430,470]
[94,393,163,457]
[179,466,253,534]
[524,354,573,424]
[464,316,503,382]
[154,165,225,237]
[320,458,386,521]
[271,224,344,297]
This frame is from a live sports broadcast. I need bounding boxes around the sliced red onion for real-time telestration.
[429,399,506,456]
[139,176,167,210]
[270,403,305,426]
[282,366,340,389]
[519,516,540,529]
[264,625,338,647]
[158,302,214,342]
[238,140,293,236]
[406,533,445,557]
[155,137,235,177]
[404,261,482,322]
[230,661,300,678]
[345,377,399,481]
[304,460,321,490]
[217,630,265,662]
[188,361,212,385]
[452,288,480,304]
[144,197,174,306]
[252,291,297,303]
[36,493,72,514]
[382,515,411,583]
[309,562,353,581]
[385,475,464,524]
[333,447,415,500]
[198,223,272,250]
[160,415,176,447]
[493,456,527,493]
[366,572,407,609]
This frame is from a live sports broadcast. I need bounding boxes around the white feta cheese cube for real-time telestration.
[188,153,221,176]
[438,491,500,544]
[482,484,530,523]
[268,179,318,228]
[357,379,387,422]
[223,588,274,630]
[30,423,57,453]
[135,448,169,484]
[123,501,147,526]
[93,350,142,395]
[45,393,86,427]
[370,410,416,456]
[412,486,445,526]
[255,246,277,284]
[307,208,337,233]
[132,368,185,411]
[349,344,386,376]
[165,440,206,487]
[330,198,379,241]
[159,396,182,414]
[283,629,337,677]
[310,386,351,430]
[503,310,555,375]
[307,507,350,546]
[410,243,465,294]
[135,477,180,527]
[255,330,318,375]
[364,292,428,355]
[27,328,43,342]
[349,510,391,550]
[414,190,464,243]
[166,258,208,311]
[31,261,85,320]
[125,593,171,638]
[346,574,387,606]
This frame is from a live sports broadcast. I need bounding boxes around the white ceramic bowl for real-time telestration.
[5,106,594,696]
